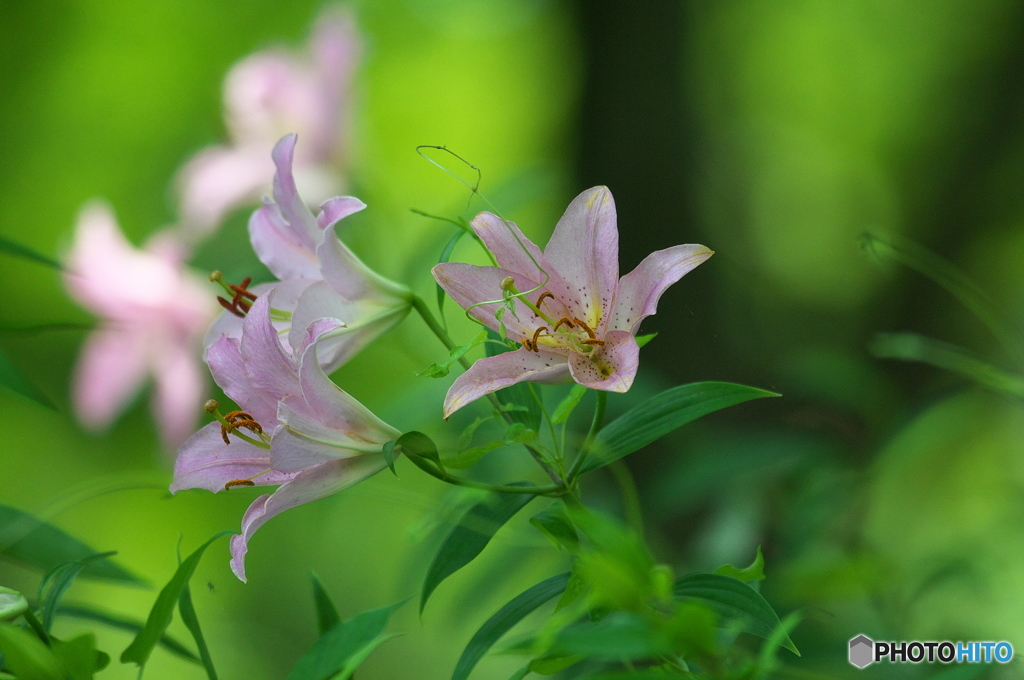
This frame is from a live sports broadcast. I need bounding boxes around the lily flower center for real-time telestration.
[519,291,605,354]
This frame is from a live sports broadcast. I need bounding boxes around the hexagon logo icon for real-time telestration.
[849,634,874,668]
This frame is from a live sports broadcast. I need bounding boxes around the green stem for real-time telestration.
[568,390,607,483]
[412,296,565,487]
[22,609,49,644]
[406,454,562,496]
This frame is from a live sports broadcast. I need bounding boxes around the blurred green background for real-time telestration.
[3,0,1024,677]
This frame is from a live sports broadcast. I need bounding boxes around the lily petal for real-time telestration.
[288,280,410,371]
[543,187,619,327]
[249,202,321,281]
[317,221,411,302]
[567,330,639,393]
[443,347,570,418]
[607,245,713,334]
[431,263,542,339]
[316,196,365,232]
[270,134,320,246]
[71,326,150,431]
[229,455,387,582]
[177,146,273,235]
[170,423,295,494]
[204,279,307,350]
[238,292,299,404]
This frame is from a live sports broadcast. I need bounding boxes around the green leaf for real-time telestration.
[551,385,587,425]
[861,232,1021,361]
[714,547,765,583]
[396,431,446,477]
[0,348,54,409]
[0,587,28,621]
[419,331,487,378]
[503,423,536,445]
[50,634,101,680]
[286,601,405,680]
[581,382,779,473]
[178,583,218,680]
[0,624,64,680]
[871,332,1024,396]
[39,551,116,632]
[452,572,570,680]
[443,442,503,470]
[57,605,199,664]
[533,612,672,660]
[421,487,536,613]
[310,573,340,636]
[0,235,61,270]
[673,573,798,655]
[529,505,579,553]
[382,441,398,476]
[486,330,541,431]
[121,531,230,667]
[528,655,582,675]
[0,504,144,585]
[635,333,657,348]
[436,229,467,319]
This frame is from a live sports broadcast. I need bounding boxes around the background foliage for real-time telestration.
[2,0,1023,678]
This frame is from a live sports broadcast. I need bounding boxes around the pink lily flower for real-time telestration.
[171,292,399,582]
[433,187,713,418]
[176,9,359,238]
[205,134,412,372]
[65,203,218,448]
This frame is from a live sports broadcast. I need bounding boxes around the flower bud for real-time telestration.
[0,587,28,621]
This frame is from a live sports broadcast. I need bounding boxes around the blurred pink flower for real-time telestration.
[433,186,713,418]
[65,203,218,448]
[204,134,412,371]
[171,292,398,582]
[176,9,360,238]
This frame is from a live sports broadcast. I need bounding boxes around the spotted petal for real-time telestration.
[543,187,619,328]
[606,245,713,334]
[567,330,638,393]
[443,347,571,419]
[229,455,387,582]
[432,263,543,339]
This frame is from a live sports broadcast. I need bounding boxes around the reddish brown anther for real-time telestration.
[220,410,264,445]
[573,318,598,340]
[216,276,257,318]
[553,317,575,332]
[536,292,555,309]
[225,479,256,490]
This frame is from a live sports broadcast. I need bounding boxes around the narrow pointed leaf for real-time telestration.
[0,504,143,585]
[0,623,64,680]
[0,235,61,269]
[871,332,1024,396]
[551,385,587,425]
[581,382,779,473]
[421,487,536,613]
[178,584,218,680]
[714,547,765,583]
[862,232,1021,361]
[57,605,199,664]
[39,552,116,632]
[673,573,798,655]
[0,348,54,409]
[310,573,340,636]
[452,572,569,680]
[121,531,231,667]
[286,601,405,680]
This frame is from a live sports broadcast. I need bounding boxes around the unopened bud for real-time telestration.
[208,270,223,283]
[204,399,220,413]
[499,276,515,291]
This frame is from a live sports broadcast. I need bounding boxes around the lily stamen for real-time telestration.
[219,409,265,445]
[552,317,575,332]
[580,338,606,346]
[225,479,256,490]
[212,273,258,318]
[530,326,548,350]
[573,318,599,340]
[536,292,555,309]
